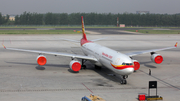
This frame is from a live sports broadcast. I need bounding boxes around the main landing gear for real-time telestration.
[81,59,87,69]
[120,75,128,84]
[95,65,102,70]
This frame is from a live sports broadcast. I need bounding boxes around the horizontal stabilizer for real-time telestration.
[59,38,79,43]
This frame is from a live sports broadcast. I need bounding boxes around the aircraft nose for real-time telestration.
[125,67,134,75]
[129,68,134,72]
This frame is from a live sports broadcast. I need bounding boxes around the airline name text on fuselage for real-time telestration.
[102,52,113,59]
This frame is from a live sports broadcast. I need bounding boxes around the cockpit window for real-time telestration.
[122,63,133,65]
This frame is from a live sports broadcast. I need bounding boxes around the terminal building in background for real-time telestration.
[2,14,16,21]
[9,15,15,21]
[136,11,150,15]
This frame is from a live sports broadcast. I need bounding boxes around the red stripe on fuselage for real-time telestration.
[111,63,134,70]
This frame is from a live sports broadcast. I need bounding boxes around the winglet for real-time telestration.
[2,44,6,49]
[175,42,178,47]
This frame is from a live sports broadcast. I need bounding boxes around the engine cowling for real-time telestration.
[36,55,47,66]
[69,60,81,72]
[132,60,140,71]
[151,53,163,64]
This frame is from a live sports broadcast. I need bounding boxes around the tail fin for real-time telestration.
[175,42,178,47]
[81,16,87,40]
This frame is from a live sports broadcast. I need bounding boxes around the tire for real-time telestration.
[82,65,86,69]
[120,80,123,84]
[124,80,127,84]
[120,80,127,84]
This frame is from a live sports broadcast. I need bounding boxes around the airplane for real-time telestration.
[2,16,178,84]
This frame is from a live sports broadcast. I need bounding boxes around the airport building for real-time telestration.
[2,14,15,21]
[9,15,15,21]
[136,11,150,14]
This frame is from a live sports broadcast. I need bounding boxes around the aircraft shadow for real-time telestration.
[93,67,123,84]
[5,61,80,73]
[84,62,124,85]
[5,61,69,68]
[140,61,157,68]
[67,69,80,73]
[35,66,46,70]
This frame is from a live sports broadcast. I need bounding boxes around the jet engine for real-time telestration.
[132,60,140,71]
[151,53,163,64]
[69,60,81,72]
[36,55,47,66]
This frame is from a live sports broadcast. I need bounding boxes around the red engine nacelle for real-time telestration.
[151,54,163,64]
[132,60,140,71]
[36,55,47,66]
[69,60,81,72]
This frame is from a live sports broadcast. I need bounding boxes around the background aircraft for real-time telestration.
[2,16,178,84]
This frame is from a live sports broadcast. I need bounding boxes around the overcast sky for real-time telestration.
[1,0,180,15]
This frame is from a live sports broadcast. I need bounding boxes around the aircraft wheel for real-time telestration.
[120,79,127,84]
[123,80,127,84]
[120,80,123,84]
[81,65,86,69]
[123,75,128,79]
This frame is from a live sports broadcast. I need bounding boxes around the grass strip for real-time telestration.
[0,26,180,29]
[0,30,80,34]
[0,26,116,28]
[126,30,180,34]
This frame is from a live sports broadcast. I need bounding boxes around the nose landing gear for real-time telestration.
[120,75,128,84]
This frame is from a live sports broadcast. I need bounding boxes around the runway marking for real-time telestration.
[82,83,93,93]
[0,87,179,93]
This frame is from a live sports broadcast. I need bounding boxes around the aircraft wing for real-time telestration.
[125,42,178,57]
[2,45,98,61]
[91,37,108,42]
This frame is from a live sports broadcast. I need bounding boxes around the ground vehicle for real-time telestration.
[81,95,105,101]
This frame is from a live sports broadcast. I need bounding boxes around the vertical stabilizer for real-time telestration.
[80,16,92,46]
[81,16,87,40]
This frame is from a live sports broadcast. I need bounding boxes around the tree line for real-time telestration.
[0,13,9,25]
[2,12,180,26]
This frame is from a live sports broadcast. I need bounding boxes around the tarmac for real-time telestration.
[0,32,180,101]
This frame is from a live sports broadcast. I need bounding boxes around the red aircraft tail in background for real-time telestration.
[80,16,92,46]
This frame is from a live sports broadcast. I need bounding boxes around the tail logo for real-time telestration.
[81,16,85,34]
[2,44,6,49]
[80,16,92,46]
[175,42,178,47]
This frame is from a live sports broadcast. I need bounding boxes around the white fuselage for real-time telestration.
[81,42,134,76]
